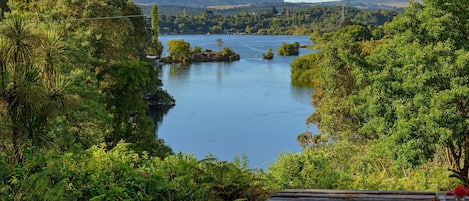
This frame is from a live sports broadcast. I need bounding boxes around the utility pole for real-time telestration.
[341,1,345,23]
[339,0,351,23]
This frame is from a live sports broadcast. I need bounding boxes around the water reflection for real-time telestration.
[168,63,191,79]
[148,105,173,131]
[217,63,223,83]
[157,35,317,168]
[290,85,315,106]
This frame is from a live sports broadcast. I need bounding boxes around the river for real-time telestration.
[156,34,318,169]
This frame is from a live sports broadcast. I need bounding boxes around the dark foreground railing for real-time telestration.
[268,189,445,201]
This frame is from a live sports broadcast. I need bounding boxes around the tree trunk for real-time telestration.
[11,129,23,164]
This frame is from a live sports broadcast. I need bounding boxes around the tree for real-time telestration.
[291,0,469,187]
[356,1,469,183]
[202,9,214,18]
[0,0,9,19]
[99,61,149,142]
[192,46,202,54]
[147,4,163,57]
[167,39,191,62]
[216,38,224,51]
[291,25,372,147]
[0,15,73,163]
[156,5,398,35]
[271,6,278,16]
[219,47,240,61]
[262,48,274,60]
[49,0,148,62]
[98,61,172,157]
[278,42,300,56]
[36,30,65,88]
[290,49,323,87]
[0,0,172,161]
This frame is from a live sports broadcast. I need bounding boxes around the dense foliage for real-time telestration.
[164,39,240,63]
[0,0,173,157]
[147,4,163,58]
[134,0,414,8]
[0,0,8,18]
[0,142,269,200]
[158,6,398,35]
[0,1,264,200]
[292,0,468,187]
[166,39,192,62]
[136,1,417,13]
[267,141,454,191]
[0,0,466,199]
[277,42,300,56]
[135,0,283,7]
[0,0,178,197]
[262,48,274,60]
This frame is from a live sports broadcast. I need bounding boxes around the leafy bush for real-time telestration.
[277,42,300,56]
[266,141,457,192]
[290,52,322,87]
[0,155,12,201]
[5,142,270,201]
[262,48,274,60]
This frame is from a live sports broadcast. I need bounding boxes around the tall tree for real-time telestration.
[98,61,172,157]
[216,38,223,51]
[356,0,469,183]
[296,25,372,144]
[147,4,163,57]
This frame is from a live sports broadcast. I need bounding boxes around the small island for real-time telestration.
[192,47,240,62]
[262,48,274,60]
[277,42,300,56]
[161,38,240,63]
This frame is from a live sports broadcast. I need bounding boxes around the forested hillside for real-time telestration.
[135,0,282,7]
[135,0,422,11]
[134,0,417,8]
[136,0,420,17]
[138,1,412,18]
[157,6,397,35]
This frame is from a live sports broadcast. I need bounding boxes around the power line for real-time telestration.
[33,14,147,23]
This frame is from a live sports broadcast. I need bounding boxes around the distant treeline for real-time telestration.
[138,3,322,16]
[135,0,282,7]
[151,6,398,35]
[135,0,417,10]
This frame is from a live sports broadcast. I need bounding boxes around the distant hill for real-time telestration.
[134,0,283,7]
[139,3,334,16]
[134,0,422,9]
[343,0,423,9]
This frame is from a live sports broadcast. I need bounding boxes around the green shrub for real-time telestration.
[6,142,270,201]
[262,48,274,60]
[266,141,457,192]
[278,42,300,56]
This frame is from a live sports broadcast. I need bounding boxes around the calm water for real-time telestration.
[157,35,318,169]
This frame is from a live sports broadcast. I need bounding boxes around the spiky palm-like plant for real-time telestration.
[0,15,73,163]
